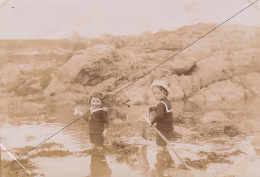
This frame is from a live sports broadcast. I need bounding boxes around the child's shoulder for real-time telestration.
[96,107,108,115]
[102,107,109,112]
[158,98,172,109]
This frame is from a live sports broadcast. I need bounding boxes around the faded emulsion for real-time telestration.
[0,0,260,176]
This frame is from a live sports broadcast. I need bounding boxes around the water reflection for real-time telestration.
[138,145,175,177]
[154,150,174,177]
[87,152,112,177]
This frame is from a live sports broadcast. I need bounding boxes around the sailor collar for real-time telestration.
[159,100,172,113]
[89,107,107,114]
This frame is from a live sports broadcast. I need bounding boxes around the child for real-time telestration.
[74,92,109,150]
[150,80,173,151]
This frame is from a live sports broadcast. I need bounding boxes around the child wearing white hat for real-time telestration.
[150,80,173,151]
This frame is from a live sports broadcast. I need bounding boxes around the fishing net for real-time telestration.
[124,106,156,140]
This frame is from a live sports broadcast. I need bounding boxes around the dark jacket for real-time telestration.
[84,108,109,134]
[151,98,173,131]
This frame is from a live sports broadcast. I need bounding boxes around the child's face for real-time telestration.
[152,87,166,101]
[90,97,102,107]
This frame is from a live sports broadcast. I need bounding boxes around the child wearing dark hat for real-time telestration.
[150,80,173,151]
[74,92,109,150]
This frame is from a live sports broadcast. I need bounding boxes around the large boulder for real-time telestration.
[191,48,260,92]
[189,80,245,105]
[208,80,245,102]
[193,53,234,88]
[170,54,196,75]
[57,45,117,85]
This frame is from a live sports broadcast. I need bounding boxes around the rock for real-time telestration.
[46,91,86,106]
[116,93,129,105]
[236,119,260,132]
[203,90,222,104]
[123,87,148,105]
[93,77,116,93]
[44,77,69,97]
[201,111,231,124]
[170,57,196,75]
[190,80,245,105]
[0,63,21,86]
[188,93,205,105]
[18,64,34,74]
[180,75,193,97]
[58,44,116,85]
[170,83,184,100]
[70,83,87,93]
[57,53,91,83]
[8,99,45,117]
[194,53,234,88]
[174,126,197,136]
[191,75,201,93]
[25,77,43,91]
[236,72,260,97]
[231,49,260,75]
[142,50,175,61]
[168,75,184,100]
[209,80,245,102]
[186,40,215,61]
[251,133,260,149]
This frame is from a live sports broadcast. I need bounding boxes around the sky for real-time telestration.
[0,0,259,39]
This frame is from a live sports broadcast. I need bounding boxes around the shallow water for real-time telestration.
[0,122,146,176]
[1,99,260,176]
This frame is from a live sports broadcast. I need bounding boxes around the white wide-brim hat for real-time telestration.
[151,80,170,96]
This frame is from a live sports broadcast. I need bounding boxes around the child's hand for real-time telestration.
[74,106,84,116]
[102,129,108,137]
[74,106,80,115]
[151,120,157,127]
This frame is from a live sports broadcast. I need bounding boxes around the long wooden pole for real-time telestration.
[0,144,31,175]
[142,108,189,169]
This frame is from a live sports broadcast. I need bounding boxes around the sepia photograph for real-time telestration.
[0,0,260,176]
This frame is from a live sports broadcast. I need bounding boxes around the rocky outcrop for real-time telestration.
[1,24,260,121]
[0,63,22,86]
[40,24,260,108]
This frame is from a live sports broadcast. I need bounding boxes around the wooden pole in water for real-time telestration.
[142,108,190,169]
[146,117,189,169]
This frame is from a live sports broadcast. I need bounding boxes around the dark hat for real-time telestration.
[89,92,103,103]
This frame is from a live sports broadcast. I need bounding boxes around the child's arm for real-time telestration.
[74,106,89,122]
[149,107,157,112]
[151,103,164,125]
